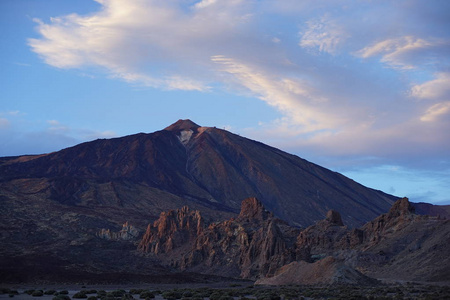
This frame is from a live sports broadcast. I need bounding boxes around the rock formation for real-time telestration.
[255,257,378,286]
[138,206,204,254]
[139,197,298,279]
[138,197,450,283]
[97,221,139,240]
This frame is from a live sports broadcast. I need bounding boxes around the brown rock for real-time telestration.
[255,256,378,286]
[326,210,344,226]
[97,221,139,240]
[237,197,273,223]
[138,206,204,254]
[139,197,297,279]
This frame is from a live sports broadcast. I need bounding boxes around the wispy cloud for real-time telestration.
[356,36,450,70]
[0,116,117,156]
[0,118,10,129]
[420,102,450,122]
[299,14,349,54]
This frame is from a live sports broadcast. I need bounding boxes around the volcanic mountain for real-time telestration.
[0,120,449,284]
[0,119,448,284]
[0,119,397,228]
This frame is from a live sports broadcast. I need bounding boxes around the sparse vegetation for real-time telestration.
[2,283,449,300]
[139,291,155,299]
[32,290,44,297]
[73,291,88,298]
[53,295,71,300]
[45,290,57,295]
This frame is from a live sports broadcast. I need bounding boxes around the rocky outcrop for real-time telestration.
[136,196,450,283]
[250,197,450,285]
[237,197,273,222]
[139,197,298,279]
[361,197,418,245]
[138,206,203,254]
[295,209,357,261]
[97,221,139,240]
[255,256,378,286]
[295,198,422,260]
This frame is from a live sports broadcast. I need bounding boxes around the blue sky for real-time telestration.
[1,0,449,205]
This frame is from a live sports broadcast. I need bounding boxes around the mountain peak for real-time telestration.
[164,119,201,132]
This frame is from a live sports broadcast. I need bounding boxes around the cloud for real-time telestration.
[299,14,349,54]
[28,0,260,91]
[211,55,342,133]
[28,0,450,171]
[420,102,450,122]
[411,72,450,100]
[0,116,118,157]
[0,118,10,129]
[356,36,450,70]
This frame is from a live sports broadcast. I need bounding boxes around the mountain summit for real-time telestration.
[164,119,200,132]
[0,119,396,228]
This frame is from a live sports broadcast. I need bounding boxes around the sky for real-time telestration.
[1,0,449,205]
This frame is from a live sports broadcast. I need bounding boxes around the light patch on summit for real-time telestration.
[178,129,193,145]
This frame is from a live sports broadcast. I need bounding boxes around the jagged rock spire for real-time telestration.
[325,210,344,226]
[238,197,273,222]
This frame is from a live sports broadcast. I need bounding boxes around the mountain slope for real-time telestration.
[0,119,396,227]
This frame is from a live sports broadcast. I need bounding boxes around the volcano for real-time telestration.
[0,119,397,227]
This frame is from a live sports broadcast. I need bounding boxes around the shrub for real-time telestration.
[130,289,144,295]
[140,292,154,299]
[111,290,126,297]
[209,292,222,300]
[60,291,69,295]
[162,291,182,300]
[53,295,71,300]
[45,290,57,295]
[88,296,97,300]
[73,291,88,299]
[97,291,107,297]
[32,290,44,297]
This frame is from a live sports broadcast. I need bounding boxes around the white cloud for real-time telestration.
[299,14,349,54]
[420,102,450,122]
[28,0,259,91]
[411,72,450,100]
[195,0,217,9]
[211,55,346,133]
[356,36,450,70]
